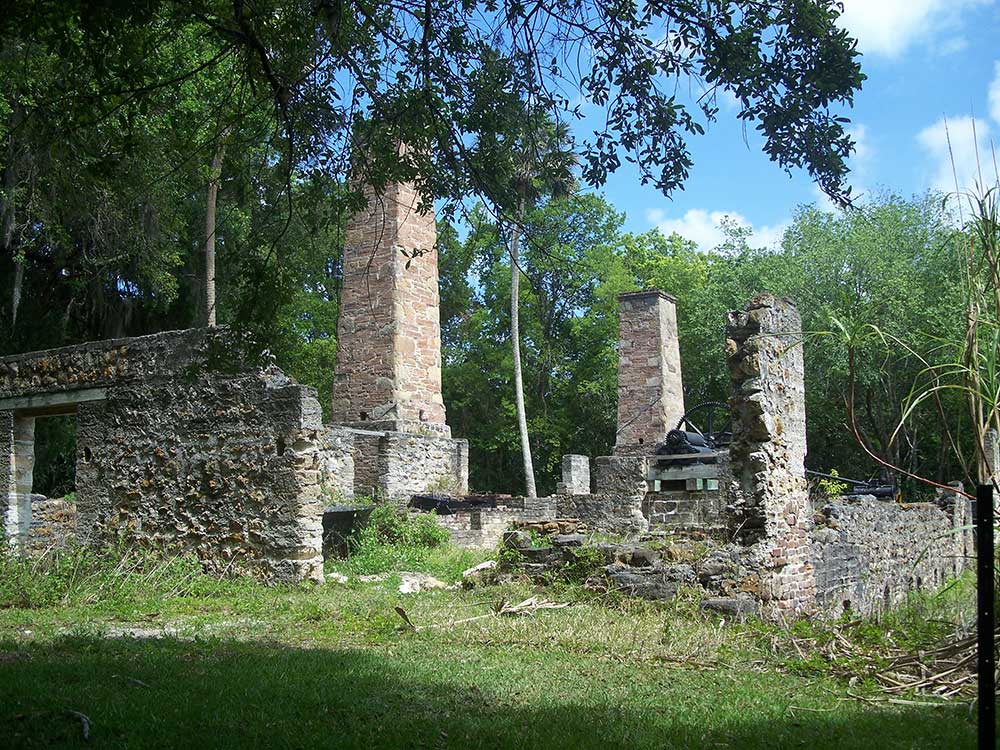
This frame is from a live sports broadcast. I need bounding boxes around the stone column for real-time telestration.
[1,411,34,548]
[984,428,999,483]
[556,454,591,494]
[614,290,685,454]
[331,177,450,437]
[726,294,815,616]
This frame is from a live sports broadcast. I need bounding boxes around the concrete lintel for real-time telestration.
[0,387,107,415]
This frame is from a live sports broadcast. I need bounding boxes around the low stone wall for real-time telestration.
[431,495,557,549]
[811,495,967,616]
[26,495,76,554]
[381,432,469,497]
[555,494,648,536]
[435,507,523,549]
[643,490,725,527]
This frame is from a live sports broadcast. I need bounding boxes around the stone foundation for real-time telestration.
[347,428,469,500]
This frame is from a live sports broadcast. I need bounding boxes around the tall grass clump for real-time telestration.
[0,542,258,611]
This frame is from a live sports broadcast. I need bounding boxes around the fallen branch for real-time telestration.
[393,597,570,632]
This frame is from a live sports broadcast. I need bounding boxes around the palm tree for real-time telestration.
[203,124,233,327]
[505,117,576,497]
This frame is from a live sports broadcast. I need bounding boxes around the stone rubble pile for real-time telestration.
[498,525,760,618]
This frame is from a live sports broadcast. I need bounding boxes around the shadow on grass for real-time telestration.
[0,635,977,749]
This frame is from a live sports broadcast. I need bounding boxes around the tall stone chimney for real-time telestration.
[331,178,449,436]
[614,290,685,454]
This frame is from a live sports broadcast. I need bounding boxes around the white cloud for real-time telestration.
[938,36,970,56]
[647,208,789,252]
[917,116,993,194]
[814,124,874,210]
[849,124,874,170]
[989,62,1000,125]
[837,0,990,58]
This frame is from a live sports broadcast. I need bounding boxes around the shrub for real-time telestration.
[818,469,849,498]
[354,504,449,550]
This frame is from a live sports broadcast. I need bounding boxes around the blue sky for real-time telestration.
[590,0,1000,250]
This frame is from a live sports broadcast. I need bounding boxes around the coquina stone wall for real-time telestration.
[1,328,357,583]
[552,456,649,535]
[811,494,970,615]
[26,494,76,554]
[726,295,816,615]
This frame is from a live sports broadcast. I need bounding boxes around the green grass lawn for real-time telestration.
[0,542,981,749]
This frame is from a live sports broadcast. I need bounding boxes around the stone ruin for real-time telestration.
[0,171,976,617]
[0,173,467,583]
[494,292,972,618]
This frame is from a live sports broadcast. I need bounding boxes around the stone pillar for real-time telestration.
[332,177,449,437]
[726,294,815,616]
[1,411,34,548]
[935,481,973,578]
[615,290,685,454]
[985,428,999,483]
[556,454,591,494]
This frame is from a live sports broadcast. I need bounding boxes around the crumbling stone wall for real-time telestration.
[811,495,965,615]
[317,427,357,503]
[555,493,648,536]
[435,507,523,549]
[26,495,76,554]
[615,290,685,454]
[332,178,448,434]
[74,369,338,582]
[380,432,469,498]
[726,294,816,615]
[1,328,356,583]
[643,490,725,528]
[549,456,649,535]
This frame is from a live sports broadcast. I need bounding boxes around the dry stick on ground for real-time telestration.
[393,597,570,632]
[786,620,996,701]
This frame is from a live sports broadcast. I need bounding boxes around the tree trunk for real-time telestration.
[204,130,230,327]
[10,260,22,327]
[510,199,537,498]
[3,103,22,328]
